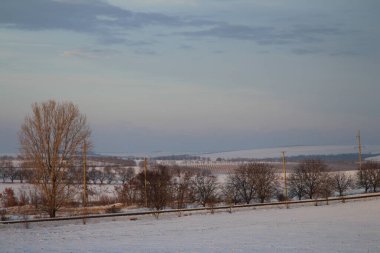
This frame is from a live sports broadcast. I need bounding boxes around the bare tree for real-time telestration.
[115,178,139,206]
[0,160,10,182]
[289,159,327,200]
[136,164,172,210]
[318,173,334,204]
[97,169,108,185]
[115,167,139,205]
[104,166,116,184]
[19,160,35,183]
[357,168,371,193]
[333,172,354,197]
[116,167,135,185]
[171,166,194,209]
[88,166,98,184]
[222,176,241,205]
[358,161,380,192]
[190,170,218,207]
[19,100,91,217]
[17,168,26,183]
[288,170,307,200]
[357,161,380,193]
[228,164,255,204]
[367,162,380,192]
[251,163,278,203]
[5,161,18,183]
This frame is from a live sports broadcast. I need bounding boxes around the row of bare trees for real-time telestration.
[289,160,351,200]
[117,160,380,211]
[87,166,135,185]
[0,162,137,186]
[289,160,380,200]
[357,161,380,193]
[224,163,277,204]
[0,165,34,184]
[2,159,380,216]
[115,165,219,210]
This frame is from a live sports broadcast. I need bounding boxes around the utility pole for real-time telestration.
[82,141,87,224]
[281,151,288,208]
[357,130,362,170]
[144,157,148,208]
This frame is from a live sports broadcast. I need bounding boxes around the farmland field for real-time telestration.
[1,197,379,253]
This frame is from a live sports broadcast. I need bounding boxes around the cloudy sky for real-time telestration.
[0,0,379,155]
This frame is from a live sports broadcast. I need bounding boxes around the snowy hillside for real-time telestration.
[201,145,380,160]
[1,198,379,253]
[366,155,380,162]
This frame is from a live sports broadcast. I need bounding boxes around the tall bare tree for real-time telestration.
[19,100,91,217]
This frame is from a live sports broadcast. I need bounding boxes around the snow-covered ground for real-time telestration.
[366,155,380,162]
[58,144,380,159]
[1,198,379,253]
[201,145,380,160]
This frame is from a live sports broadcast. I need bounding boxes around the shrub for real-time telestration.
[1,187,18,207]
[105,205,121,214]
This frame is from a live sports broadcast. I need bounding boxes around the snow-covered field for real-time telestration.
[79,145,380,159]
[201,145,380,159]
[1,198,379,253]
[366,155,380,162]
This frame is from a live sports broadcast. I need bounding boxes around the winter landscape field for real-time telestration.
[1,198,379,253]
[1,0,380,252]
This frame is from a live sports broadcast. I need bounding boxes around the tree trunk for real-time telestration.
[49,208,56,218]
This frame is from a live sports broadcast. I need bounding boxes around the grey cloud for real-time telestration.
[178,22,350,55]
[178,44,194,50]
[181,24,275,42]
[134,48,157,56]
[0,0,349,55]
[0,0,210,42]
[0,0,119,32]
[292,48,323,55]
[180,23,343,45]
[62,48,119,59]
[329,50,361,57]
[212,50,224,54]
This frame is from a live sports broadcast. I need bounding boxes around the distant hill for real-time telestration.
[200,145,380,160]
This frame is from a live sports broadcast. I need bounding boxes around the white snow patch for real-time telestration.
[366,155,380,161]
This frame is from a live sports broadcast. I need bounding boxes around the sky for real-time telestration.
[0,0,379,155]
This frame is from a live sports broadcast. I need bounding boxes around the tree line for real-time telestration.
[2,159,380,217]
[6,100,379,218]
